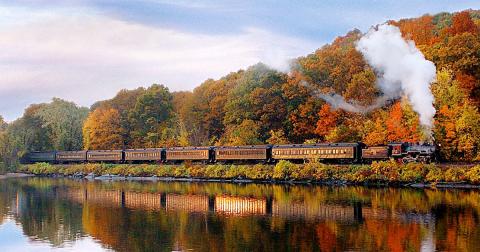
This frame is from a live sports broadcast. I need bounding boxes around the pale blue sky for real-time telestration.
[0,0,478,121]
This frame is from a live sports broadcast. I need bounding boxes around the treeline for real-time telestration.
[1,10,480,171]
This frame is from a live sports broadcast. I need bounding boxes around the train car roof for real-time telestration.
[87,149,123,152]
[166,146,212,150]
[272,143,360,148]
[124,148,164,151]
[215,145,271,149]
[56,150,87,153]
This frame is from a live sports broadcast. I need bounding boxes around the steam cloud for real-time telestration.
[313,24,436,132]
[356,24,436,128]
[316,92,391,113]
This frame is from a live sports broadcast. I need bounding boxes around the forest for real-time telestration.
[1,10,480,171]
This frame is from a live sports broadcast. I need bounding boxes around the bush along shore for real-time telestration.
[18,160,480,187]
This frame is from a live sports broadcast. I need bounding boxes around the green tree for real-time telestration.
[128,84,173,147]
[220,119,262,146]
[0,116,7,132]
[35,98,88,150]
[223,64,287,141]
[343,68,378,106]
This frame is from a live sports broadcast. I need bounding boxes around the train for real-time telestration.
[22,142,437,164]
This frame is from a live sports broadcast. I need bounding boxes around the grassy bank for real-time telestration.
[18,160,480,185]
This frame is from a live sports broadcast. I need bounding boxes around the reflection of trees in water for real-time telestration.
[0,181,16,225]
[2,177,480,251]
[1,178,84,247]
[432,205,480,251]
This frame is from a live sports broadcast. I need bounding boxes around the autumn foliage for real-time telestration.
[83,108,123,150]
[1,9,480,170]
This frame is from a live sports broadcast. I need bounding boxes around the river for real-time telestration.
[0,177,479,251]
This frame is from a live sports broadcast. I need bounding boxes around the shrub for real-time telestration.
[444,167,466,182]
[370,160,400,182]
[109,165,128,176]
[425,166,444,183]
[156,165,174,177]
[83,163,107,175]
[313,163,339,181]
[290,163,315,180]
[399,168,423,182]
[187,165,205,178]
[245,164,273,180]
[273,160,296,180]
[225,165,247,179]
[173,165,189,177]
[465,165,480,184]
[204,165,227,178]
[127,165,146,176]
[348,165,374,182]
[27,163,56,175]
[19,161,480,185]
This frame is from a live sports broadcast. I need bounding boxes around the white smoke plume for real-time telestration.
[316,92,391,113]
[310,24,436,135]
[355,24,437,128]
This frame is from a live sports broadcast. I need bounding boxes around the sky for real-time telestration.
[0,0,479,121]
[0,218,109,251]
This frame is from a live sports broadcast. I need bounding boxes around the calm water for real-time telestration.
[0,178,479,251]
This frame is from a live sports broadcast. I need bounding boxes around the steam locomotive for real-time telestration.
[23,142,437,164]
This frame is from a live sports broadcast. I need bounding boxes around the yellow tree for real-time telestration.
[220,119,262,146]
[266,129,289,145]
[362,115,388,146]
[83,108,123,150]
[456,103,480,160]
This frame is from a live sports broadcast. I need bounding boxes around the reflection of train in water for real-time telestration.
[23,142,437,164]
[56,186,433,223]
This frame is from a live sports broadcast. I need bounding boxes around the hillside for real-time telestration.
[1,9,479,170]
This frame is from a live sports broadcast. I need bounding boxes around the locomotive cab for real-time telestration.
[387,142,436,163]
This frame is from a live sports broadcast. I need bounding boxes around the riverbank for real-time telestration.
[18,160,480,187]
[0,173,34,180]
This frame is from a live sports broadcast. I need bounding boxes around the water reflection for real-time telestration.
[0,178,479,251]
